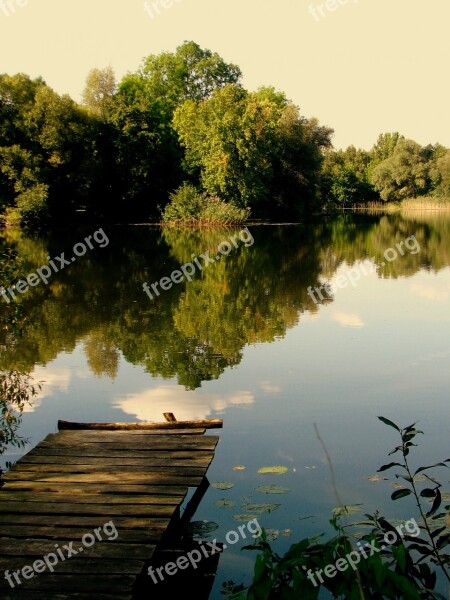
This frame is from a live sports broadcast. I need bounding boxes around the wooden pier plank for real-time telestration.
[3,471,205,486]
[0,492,182,505]
[0,418,221,599]
[0,482,188,495]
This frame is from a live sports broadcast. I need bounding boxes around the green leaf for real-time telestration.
[212,481,234,490]
[391,489,412,501]
[420,488,437,498]
[332,504,363,516]
[213,499,236,508]
[233,514,261,522]
[255,485,291,494]
[426,489,442,517]
[378,462,404,472]
[242,503,281,514]
[257,466,288,475]
[378,416,401,431]
[414,462,449,475]
[184,520,219,537]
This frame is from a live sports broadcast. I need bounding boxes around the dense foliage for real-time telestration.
[1,43,449,226]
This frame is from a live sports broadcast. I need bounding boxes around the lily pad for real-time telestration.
[233,465,246,471]
[242,503,281,514]
[367,475,388,483]
[212,481,234,490]
[258,466,288,475]
[332,504,363,516]
[255,485,291,494]
[413,474,439,483]
[213,499,236,509]
[233,514,258,522]
[184,520,219,538]
[265,529,280,541]
[392,483,406,490]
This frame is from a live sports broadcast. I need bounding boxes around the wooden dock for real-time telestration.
[0,415,222,599]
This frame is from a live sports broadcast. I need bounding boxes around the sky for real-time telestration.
[0,0,449,150]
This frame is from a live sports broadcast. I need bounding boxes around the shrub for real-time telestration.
[162,182,250,226]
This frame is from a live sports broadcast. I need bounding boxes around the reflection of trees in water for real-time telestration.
[322,212,450,278]
[0,371,39,457]
[1,214,450,389]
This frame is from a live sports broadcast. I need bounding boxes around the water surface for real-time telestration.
[1,212,449,597]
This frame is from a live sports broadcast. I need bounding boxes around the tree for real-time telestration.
[370,132,404,164]
[173,85,333,217]
[370,139,432,201]
[105,42,242,219]
[321,146,377,206]
[140,41,242,115]
[431,149,450,197]
[0,74,110,224]
[81,67,116,117]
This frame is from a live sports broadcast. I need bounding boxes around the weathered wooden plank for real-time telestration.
[2,472,204,485]
[0,539,155,559]
[0,573,137,592]
[0,592,129,600]
[0,492,181,505]
[0,514,169,529]
[34,436,219,450]
[24,447,214,459]
[16,455,212,468]
[0,557,143,574]
[0,482,188,495]
[7,464,208,475]
[58,419,223,430]
[0,502,176,517]
[0,525,166,543]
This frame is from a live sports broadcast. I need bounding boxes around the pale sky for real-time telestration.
[1,0,449,150]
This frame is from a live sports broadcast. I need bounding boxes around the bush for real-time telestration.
[162,182,250,226]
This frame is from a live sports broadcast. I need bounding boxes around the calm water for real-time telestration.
[1,212,450,597]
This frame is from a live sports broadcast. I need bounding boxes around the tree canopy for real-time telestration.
[0,42,448,227]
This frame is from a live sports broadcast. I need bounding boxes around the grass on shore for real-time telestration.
[353,196,450,212]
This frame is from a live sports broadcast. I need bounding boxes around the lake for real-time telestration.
[1,212,449,598]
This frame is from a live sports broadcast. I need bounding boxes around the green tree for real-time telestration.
[140,40,242,116]
[0,75,108,224]
[106,41,242,220]
[370,132,404,164]
[81,66,116,117]
[370,139,432,202]
[321,146,377,206]
[174,85,332,217]
[431,149,450,197]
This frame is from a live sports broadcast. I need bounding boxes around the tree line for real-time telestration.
[1,41,449,226]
